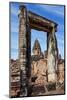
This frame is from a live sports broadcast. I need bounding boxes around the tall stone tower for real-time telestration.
[32,39,41,56]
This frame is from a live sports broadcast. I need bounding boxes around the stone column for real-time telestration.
[47,26,58,85]
[26,28,31,96]
[18,5,28,96]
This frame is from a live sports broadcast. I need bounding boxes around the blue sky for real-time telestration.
[10,2,64,59]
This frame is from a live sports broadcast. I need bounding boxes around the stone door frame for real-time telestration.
[18,5,58,96]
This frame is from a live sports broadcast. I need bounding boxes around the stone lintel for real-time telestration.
[28,11,58,32]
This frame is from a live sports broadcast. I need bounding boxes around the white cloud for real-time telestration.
[39,5,64,17]
[11,3,19,16]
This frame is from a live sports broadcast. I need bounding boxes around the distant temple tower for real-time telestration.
[32,39,41,56]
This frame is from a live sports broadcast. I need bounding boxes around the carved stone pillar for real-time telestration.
[18,5,28,96]
[47,27,58,84]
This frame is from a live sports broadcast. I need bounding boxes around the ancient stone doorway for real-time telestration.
[18,5,58,96]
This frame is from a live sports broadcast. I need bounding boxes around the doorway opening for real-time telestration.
[29,29,47,95]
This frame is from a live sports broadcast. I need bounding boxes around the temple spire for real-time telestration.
[32,39,41,56]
